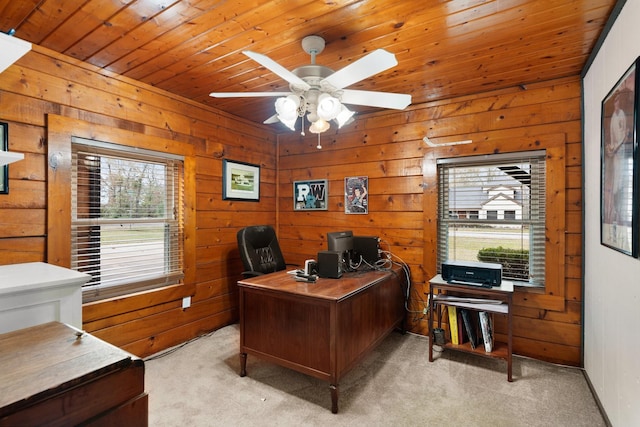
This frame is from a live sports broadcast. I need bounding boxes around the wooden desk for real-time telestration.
[428,274,514,381]
[237,267,405,413]
[0,322,147,426]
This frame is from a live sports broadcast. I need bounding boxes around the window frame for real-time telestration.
[422,136,567,312]
[71,138,185,302]
[436,150,547,287]
[46,115,196,305]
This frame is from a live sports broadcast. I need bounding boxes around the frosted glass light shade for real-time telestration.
[0,32,32,74]
[317,94,341,121]
[335,105,355,128]
[275,95,300,130]
[309,119,330,134]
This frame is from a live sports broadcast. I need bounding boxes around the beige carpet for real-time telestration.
[144,324,605,426]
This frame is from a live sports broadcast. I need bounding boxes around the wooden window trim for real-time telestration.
[46,114,197,298]
[423,133,566,311]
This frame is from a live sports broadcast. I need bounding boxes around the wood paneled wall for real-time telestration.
[1,45,583,366]
[0,45,277,357]
[277,76,583,366]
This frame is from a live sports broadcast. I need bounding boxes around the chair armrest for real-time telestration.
[241,270,265,278]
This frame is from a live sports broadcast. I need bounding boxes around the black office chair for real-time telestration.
[237,225,289,278]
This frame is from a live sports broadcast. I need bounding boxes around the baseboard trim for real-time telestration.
[582,369,612,427]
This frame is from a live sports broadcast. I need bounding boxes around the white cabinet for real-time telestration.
[0,262,90,333]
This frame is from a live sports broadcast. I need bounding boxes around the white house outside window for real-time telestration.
[437,150,546,286]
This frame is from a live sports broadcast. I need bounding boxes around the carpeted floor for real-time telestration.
[144,324,605,426]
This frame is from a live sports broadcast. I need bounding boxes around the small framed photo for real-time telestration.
[223,159,260,201]
[294,179,328,210]
[345,176,368,214]
[600,57,639,257]
[1,122,8,194]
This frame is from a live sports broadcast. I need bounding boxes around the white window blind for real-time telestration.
[71,139,184,302]
[437,151,546,286]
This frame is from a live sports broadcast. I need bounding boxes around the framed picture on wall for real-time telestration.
[294,179,328,210]
[1,122,8,194]
[600,56,640,257]
[345,176,368,214]
[222,159,260,201]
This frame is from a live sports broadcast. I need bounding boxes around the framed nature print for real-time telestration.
[600,57,639,257]
[222,159,260,201]
[294,179,328,210]
[1,122,8,194]
[345,176,368,214]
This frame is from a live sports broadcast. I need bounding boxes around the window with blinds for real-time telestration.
[71,139,185,302]
[437,150,546,287]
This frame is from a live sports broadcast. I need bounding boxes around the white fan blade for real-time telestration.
[263,114,279,124]
[243,51,310,91]
[341,89,411,110]
[323,49,398,90]
[209,91,291,98]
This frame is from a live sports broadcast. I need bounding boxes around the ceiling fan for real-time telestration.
[210,36,411,136]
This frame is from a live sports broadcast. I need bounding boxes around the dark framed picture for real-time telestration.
[294,179,328,210]
[223,159,260,201]
[601,56,639,257]
[345,176,368,214]
[1,122,8,194]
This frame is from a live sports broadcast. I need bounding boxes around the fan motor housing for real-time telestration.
[293,65,333,81]
[291,65,335,94]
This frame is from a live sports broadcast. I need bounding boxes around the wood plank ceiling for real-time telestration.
[0,0,616,128]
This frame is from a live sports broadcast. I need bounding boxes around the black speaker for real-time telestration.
[317,250,342,278]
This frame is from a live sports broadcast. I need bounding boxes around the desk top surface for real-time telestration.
[238,266,402,301]
[0,322,140,415]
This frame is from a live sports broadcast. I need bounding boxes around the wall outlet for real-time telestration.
[182,296,191,309]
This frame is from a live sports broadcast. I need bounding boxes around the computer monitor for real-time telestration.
[353,235,380,263]
[327,230,354,255]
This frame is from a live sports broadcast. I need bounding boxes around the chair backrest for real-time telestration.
[237,225,286,275]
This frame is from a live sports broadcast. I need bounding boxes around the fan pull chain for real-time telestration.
[316,133,322,149]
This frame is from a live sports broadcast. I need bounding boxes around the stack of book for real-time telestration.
[447,305,493,352]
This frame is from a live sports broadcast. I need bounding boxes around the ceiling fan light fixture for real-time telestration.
[306,111,319,123]
[309,119,330,134]
[211,35,410,137]
[275,95,301,130]
[335,105,355,128]
[275,95,300,117]
[278,115,298,131]
[317,93,342,121]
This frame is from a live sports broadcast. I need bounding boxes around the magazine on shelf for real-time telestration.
[478,311,493,352]
[459,309,479,349]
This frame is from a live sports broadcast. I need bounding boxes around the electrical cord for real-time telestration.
[144,329,217,362]
[350,238,416,316]
[376,239,430,324]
